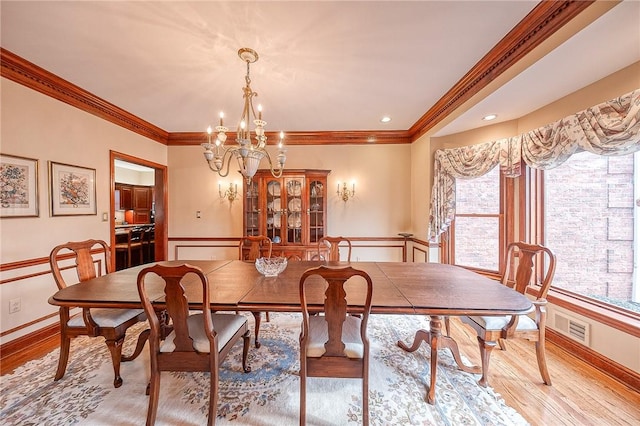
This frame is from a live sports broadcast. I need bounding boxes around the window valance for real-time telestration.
[428,89,640,241]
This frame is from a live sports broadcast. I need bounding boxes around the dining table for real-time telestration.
[49,259,533,404]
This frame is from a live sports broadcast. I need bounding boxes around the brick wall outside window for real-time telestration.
[545,152,634,302]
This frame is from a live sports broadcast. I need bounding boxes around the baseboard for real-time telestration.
[0,323,60,373]
[547,328,640,393]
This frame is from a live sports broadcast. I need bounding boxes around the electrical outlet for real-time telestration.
[9,297,21,314]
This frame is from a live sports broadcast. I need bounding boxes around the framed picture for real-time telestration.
[0,153,39,218]
[49,161,97,216]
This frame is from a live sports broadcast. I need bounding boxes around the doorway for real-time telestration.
[110,150,167,271]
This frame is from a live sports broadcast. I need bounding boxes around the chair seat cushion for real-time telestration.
[161,313,247,353]
[67,308,144,328]
[466,314,537,331]
[306,315,363,358]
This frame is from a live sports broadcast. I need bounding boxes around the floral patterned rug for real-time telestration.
[0,313,528,425]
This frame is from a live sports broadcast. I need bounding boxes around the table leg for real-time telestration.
[397,315,481,404]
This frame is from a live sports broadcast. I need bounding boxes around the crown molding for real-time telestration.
[0,47,169,144]
[409,0,596,141]
[1,1,595,145]
[168,130,411,146]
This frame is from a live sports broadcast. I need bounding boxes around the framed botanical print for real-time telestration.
[0,153,39,218]
[49,161,97,216]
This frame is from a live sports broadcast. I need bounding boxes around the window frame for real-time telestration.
[525,164,640,338]
[442,166,514,277]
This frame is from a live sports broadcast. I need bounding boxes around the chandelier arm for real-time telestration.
[206,151,235,177]
[261,150,284,178]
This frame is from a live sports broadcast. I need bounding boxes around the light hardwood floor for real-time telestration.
[448,317,640,425]
[2,318,639,425]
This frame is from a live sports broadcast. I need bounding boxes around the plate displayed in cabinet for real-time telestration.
[287,181,302,196]
[273,198,281,211]
[288,212,302,228]
[273,213,281,228]
[268,183,281,196]
[288,198,301,212]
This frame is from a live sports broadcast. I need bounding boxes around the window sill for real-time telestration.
[535,287,640,338]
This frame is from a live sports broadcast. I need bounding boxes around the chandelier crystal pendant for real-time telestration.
[202,48,286,183]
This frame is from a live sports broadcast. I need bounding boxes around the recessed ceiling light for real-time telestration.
[380,116,392,123]
[482,114,498,121]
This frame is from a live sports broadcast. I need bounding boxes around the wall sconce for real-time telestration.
[219,182,238,202]
[337,181,355,202]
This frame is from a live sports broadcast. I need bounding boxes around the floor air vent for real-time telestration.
[554,312,590,345]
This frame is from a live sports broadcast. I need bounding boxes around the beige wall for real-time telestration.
[168,143,412,241]
[0,79,167,342]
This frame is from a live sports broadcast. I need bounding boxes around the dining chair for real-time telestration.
[460,241,557,387]
[299,265,373,425]
[115,227,146,268]
[239,235,273,348]
[137,263,251,426]
[316,236,352,261]
[239,235,273,261]
[49,239,146,388]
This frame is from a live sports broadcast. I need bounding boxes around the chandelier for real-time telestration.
[202,48,286,183]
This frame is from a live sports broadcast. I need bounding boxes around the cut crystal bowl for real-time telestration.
[255,257,288,277]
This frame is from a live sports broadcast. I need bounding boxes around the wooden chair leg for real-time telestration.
[208,369,217,426]
[146,371,160,426]
[104,337,125,388]
[300,360,306,426]
[252,311,262,348]
[476,336,497,388]
[266,312,270,322]
[498,337,507,351]
[242,330,252,373]
[444,316,451,337]
[55,332,72,381]
[363,375,369,425]
[535,338,552,385]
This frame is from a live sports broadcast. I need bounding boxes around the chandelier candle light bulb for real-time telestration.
[201,47,287,184]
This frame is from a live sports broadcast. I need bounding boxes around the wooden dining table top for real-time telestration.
[49,259,533,317]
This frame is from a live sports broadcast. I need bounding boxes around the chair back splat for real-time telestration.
[49,239,146,388]
[299,265,373,425]
[316,236,352,262]
[137,263,251,426]
[239,235,273,261]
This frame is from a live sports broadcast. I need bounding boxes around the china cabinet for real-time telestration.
[243,169,330,259]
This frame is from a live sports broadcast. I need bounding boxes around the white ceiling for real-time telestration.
[1,1,639,138]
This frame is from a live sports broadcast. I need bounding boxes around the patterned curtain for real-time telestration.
[428,89,640,241]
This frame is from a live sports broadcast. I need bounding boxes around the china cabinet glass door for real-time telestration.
[285,177,304,244]
[244,180,260,236]
[308,180,325,243]
[265,178,283,244]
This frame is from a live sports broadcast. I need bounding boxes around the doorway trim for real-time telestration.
[110,150,168,270]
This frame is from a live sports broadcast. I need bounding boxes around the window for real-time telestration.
[451,166,503,272]
[543,151,640,314]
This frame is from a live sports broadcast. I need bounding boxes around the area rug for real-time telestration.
[0,313,528,425]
